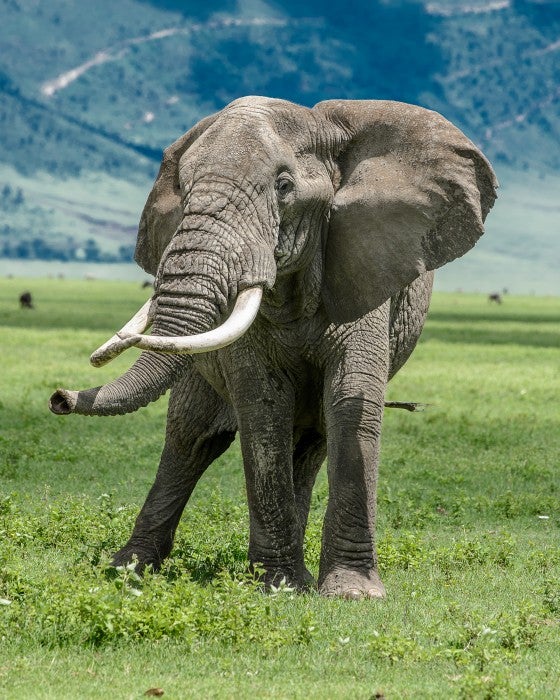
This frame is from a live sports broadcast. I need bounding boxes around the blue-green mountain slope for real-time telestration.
[0,0,558,293]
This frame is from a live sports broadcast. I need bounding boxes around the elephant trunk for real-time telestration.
[49,351,186,416]
[49,214,275,418]
[49,265,222,417]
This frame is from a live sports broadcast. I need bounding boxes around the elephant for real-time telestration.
[49,96,497,599]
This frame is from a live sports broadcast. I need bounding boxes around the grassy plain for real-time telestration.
[0,278,559,699]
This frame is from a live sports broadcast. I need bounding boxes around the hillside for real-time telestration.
[0,0,559,292]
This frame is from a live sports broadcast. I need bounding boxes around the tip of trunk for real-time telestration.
[49,389,79,415]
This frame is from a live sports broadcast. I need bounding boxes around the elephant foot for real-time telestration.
[250,560,312,593]
[318,567,386,600]
[110,539,171,574]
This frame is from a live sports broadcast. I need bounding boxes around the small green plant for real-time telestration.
[444,604,540,674]
[435,532,516,575]
[366,629,419,665]
[542,576,560,614]
[497,607,539,651]
[378,531,427,571]
[454,669,512,700]
[528,548,560,573]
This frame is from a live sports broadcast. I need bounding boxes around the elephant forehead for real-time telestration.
[227,95,294,111]
[225,95,313,125]
[206,99,315,155]
[180,119,287,174]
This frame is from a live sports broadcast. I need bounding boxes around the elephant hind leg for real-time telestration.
[293,428,326,589]
[293,428,326,532]
[112,368,236,571]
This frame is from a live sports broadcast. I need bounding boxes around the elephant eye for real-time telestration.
[275,176,294,198]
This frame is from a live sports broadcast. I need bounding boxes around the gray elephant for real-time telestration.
[49,97,497,599]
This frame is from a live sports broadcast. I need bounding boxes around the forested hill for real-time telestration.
[1,0,559,292]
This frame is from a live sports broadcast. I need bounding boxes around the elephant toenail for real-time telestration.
[343,588,363,600]
[366,588,385,599]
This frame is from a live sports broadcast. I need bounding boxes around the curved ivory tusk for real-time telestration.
[123,286,263,355]
[90,297,156,367]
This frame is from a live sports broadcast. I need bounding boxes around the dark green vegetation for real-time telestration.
[2,0,559,175]
[1,279,559,698]
[1,0,560,293]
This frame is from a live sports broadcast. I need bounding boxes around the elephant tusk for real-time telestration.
[122,286,263,355]
[90,297,156,367]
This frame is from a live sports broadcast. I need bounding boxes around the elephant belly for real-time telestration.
[294,371,324,432]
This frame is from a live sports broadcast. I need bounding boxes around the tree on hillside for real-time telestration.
[84,238,101,262]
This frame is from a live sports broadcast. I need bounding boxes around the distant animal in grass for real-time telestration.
[19,291,33,309]
[488,293,502,304]
[141,280,154,289]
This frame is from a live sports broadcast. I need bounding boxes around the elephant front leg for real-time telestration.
[318,313,389,599]
[112,368,236,571]
[225,346,304,589]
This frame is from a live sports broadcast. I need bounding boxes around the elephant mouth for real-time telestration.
[88,285,263,367]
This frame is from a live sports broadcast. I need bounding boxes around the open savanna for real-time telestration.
[0,277,559,699]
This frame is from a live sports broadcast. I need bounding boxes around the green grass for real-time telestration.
[1,279,559,699]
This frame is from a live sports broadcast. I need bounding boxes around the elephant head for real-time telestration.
[49,96,497,416]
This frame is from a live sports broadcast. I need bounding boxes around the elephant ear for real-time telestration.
[314,100,498,323]
[135,111,221,275]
